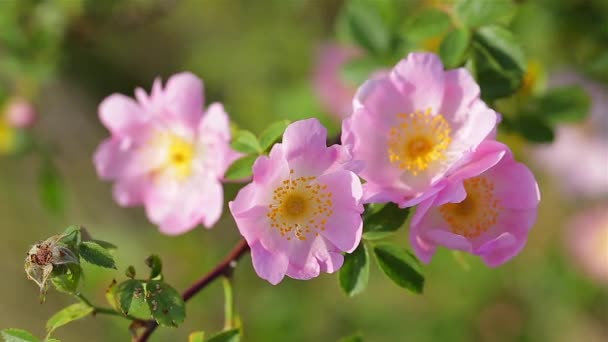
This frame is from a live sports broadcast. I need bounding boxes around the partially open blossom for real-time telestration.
[6,97,37,128]
[530,72,608,199]
[342,53,499,207]
[229,118,364,284]
[564,205,608,284]
[410,141,540,266]
[313,43,362,119]
[94,72,239,235]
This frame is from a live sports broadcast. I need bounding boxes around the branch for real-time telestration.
[133,239,250,342]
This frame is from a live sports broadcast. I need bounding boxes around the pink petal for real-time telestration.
[440,68,480,119]
[489,159,541,210]
[318,251,344,273]
[250,241,288,285]
[409,223,437,263]
[425,229,473,253]
[390,52,445,111]
[229,202,268,244]
[476,232,520,267]
[112,176,149,206]
[353,77,409,128]
[163,72,204,126]
[145,175,223,235]
[99,94,145,135]
[93,138,134,179]
[199,102,231,141]
[282,118,327,163]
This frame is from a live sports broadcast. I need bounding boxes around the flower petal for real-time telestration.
[250,241,288,285]
[163,72,204,126]
[99,94,145,135]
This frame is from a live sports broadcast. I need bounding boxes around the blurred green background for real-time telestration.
[1,0,606,341]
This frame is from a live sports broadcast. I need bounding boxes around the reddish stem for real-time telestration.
[133,239,250,342]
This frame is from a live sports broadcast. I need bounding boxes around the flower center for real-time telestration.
[267,170,334,241]
[439,177,501,239]
[387,109,451,175]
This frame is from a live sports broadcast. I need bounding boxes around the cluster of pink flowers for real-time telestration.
[95,52,540,284]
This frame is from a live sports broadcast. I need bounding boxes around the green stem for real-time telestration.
[221,275,235,330]
[74,293,137,321]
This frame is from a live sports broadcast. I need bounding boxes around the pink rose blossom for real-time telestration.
[94,72,240,235]
[313,43,362,120]
[564,205,608,285]
[409,141,540,266]
[229,118,364,284]
[5,97,37,128]
[342,52,499,207]
[530,71,608,199]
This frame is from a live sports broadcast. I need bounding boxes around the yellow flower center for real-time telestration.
[267,170,334,241]
[439,177,502,239]
[149,133,196,181]
[0,120,16,154]
[168,136,195,178]
[387,109,451,175]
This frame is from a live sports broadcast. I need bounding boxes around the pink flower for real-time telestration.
[409,141,540,266]
[342,52,499,207]
[529,71,608,199]
[313,43,362,120]
[93,72,240,235]
[5,97,37,128]
[229,118,364,284]
[564,205,608,285]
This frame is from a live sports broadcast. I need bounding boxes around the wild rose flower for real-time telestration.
[564,205,608,284]
[6,97,37,128]
[313,43,362,120]
[342,52,499,207]
[530,71,608,199]
[410,141,540,266]
[94,72,239,235]
[229,118,364,284]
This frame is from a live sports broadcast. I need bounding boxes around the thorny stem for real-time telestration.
[133,239,250,342]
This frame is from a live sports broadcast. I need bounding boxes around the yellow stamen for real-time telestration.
[439,177,501,239]
[267,169,334,241]
[387,108,451,175]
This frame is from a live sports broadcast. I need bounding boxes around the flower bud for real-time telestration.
[6,97,37,129]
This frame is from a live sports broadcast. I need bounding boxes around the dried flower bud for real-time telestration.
[24,233,79,301]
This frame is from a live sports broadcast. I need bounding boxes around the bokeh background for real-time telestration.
[1,0,607,341]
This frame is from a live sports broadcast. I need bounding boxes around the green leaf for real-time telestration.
[340,57,379,86]
[46,303,93,336]
[373,244,424,293]
[439,28,471,68]
[339,242,369,297]
[189,331,205,342]
[1,328,40,342]
[90,239,117,250]
[224,155,257,180]
[231,130,262,154]
[207,329,241,342]
[79,241,116,269]
[258,120,290,151]
[472,26,526,100]
[536,86,591,123]
[455,0,516,28]
[146,281,186,327]
[363,203,409,240]
[345,1,391,55]
[116,279,152,319]
[145,255,163,280]
[403,8,451,41]
[511,115,554,143]
[39,159,65,216]
[51,263,81,293]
